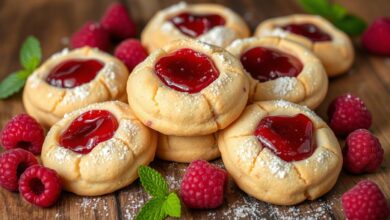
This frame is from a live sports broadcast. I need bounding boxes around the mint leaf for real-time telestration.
[138,165,169,198]
[163,192,181,218]
[136,197,166,220]
[298,0,330,15]
[0,70,29,99]
[333,14,367,36]
[20,36,41,71]
[298,0,366,36]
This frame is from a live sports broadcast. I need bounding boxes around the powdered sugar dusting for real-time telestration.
[236,137,260,165]
[28,74,41,89]
[260,28,289,38]
[256,150,292,179]
[209,73,233,96]
[229,37,258,49]
[197,26,237,47]
[273,100,318,120]
[272,77,297,96]
[101,61,118,94]
[62,84,90,104]
[121,120,139,137]
[51,48,70,59]
[98,138,128,161]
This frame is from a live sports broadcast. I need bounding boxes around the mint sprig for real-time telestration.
[136,166,181,220]
[0,36,42,99]
[298,0,367,36]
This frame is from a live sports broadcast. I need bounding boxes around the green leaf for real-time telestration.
[138,165,169,198]
[329,4,348,20]
[20,36,42,71]
[298,0,330,15]
[0,70,30,99]
[136,197,166,220]
[333,14,367,36]
[163,192,181,218]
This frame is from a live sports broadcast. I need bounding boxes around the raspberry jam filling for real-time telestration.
[59,110,118,154]
[240,47,303,82]
[155,48,219,93]
[46,59,104,88]
[255,114,316,162]
[169,12,226,38]
[281,23,332,42]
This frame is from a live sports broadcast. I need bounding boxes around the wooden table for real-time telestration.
[0,0,389,219]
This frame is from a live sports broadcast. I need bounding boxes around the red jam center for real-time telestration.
[169,12,226,38]
[59,110,118,154]
[155,48,219,93]
[240,47,303,82]
[46,59,104,88]
[281,23,332,42]
[255,114,316,162]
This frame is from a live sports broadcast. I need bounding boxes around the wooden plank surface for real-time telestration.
[0,0,389,219]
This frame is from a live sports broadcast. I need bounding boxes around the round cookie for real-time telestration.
[218,100,342,205]
[255,14,354,77]
[127,39,249,136]
[23,47,129,127]
[157,133,219,163]
[141,2,250,52]
[226,36,328,109]
[41,101,157,196]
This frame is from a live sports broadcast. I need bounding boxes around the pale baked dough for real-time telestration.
[141,2,250,52]
[23,47,129,127]
[255,14,354,77]
[226,37,328,109]
[41,101,157,196]
[218,100,342,205]
[157,132,219,163]
[127,39,249,136]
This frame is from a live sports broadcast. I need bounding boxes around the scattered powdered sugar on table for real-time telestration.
[273,77,297,96]
[269,199,334,220]
[78,197,110,217]
[198,27,237,47]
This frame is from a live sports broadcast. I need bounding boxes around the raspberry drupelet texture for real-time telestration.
[19,165,62,207]
[101,3,137,40]
[70,22,110,51]
[342,180,390,220]
[1,113,45,155]
[327,94,372,136]
[0,149,38,191]
[343,129,384,174]
[180,160,228,209]
[114,39,148,72]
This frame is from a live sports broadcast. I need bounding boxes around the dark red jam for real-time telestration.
[46,59,104,88]
[255,114,316,162]
[281,23,332,42]
[155,48,219,93]
[59,110,118,154]
[240,47,303,82]
[169,12,226,38]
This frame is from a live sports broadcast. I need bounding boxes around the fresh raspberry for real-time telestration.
[1,114,45,155]
[343,129,383,174]
[180,160,228,209]
[342,180,390,220]
[19,165,62,207]
[114,39,148,72]
[101,3,136,40]
[70,22,110,51]
[327,94,372,136]
[0,149,38,191]
[362,17,390,55]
